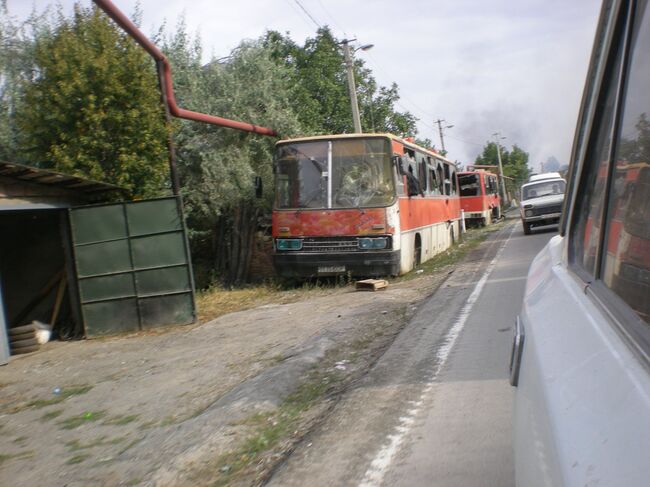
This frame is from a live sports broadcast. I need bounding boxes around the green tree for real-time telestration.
[17,4,169,198]
[0,2,53,162]
[264,27,418,137]
[475,141,530,199]
[161,23,304,285]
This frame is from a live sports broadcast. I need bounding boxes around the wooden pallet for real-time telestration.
[355,279,389,291]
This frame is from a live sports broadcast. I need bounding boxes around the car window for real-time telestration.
[601,0,650,324]
[569,15,626,279]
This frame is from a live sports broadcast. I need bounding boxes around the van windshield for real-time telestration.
[523,180,565,200]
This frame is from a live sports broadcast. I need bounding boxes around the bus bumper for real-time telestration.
[273,250,400,278]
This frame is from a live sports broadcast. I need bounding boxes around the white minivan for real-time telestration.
[511,0,650,486]
[519,174,566,235]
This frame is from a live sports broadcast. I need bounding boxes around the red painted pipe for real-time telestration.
[92,0,278,137]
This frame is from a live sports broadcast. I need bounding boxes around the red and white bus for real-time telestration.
[458,170,501,226]
[272,133,461,278]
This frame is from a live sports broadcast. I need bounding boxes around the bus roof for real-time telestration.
[275,133,456,165]
[458,170,497,177]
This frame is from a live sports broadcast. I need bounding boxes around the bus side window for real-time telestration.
[450,168,457,195]
[444,163,451,195]
[436,162,444,194]
[429,167,438,195]
[418,155,428,193]
[393,154,406,196]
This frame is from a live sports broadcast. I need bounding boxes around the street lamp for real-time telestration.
[492,132,509,206]
[340,39,373,133]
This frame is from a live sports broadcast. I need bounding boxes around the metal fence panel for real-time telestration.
[69,197,195,337]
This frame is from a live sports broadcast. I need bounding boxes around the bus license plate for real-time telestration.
[318,265,345,273]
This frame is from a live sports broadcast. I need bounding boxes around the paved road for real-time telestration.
[268,220,555,487]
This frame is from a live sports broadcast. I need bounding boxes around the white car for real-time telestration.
[511,0,650,486]
[519,175,566,235]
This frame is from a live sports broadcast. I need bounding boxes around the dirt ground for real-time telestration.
[0,257,463,485]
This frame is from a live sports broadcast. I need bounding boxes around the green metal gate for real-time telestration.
[69,197,195,337]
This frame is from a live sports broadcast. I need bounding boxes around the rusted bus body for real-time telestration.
[272,134,461,278]
[458,170,501,226]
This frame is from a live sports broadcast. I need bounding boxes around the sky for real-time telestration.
[6,0,602,171]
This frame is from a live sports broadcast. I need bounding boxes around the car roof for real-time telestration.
[528,172,563,182]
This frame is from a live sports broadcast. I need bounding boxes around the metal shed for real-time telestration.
[0,162,195,365]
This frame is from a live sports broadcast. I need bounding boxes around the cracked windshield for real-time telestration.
[275,138,394,209]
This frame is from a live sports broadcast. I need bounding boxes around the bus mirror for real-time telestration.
[254,176,263,198]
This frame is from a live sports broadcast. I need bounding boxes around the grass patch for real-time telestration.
[58,410,106,430]
[65,453,90,465]
[117,437,142,455]
[103,414,139,426]
[41,409,64,421]
[0,451,34,465]
[211,363,344,486]
[196,279,349,323]
[12,436,28,445]
[137,420,158,430]
[10,384,93,413]
[65,436,126,451]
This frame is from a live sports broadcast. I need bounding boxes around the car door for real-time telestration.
[513,0,650,485]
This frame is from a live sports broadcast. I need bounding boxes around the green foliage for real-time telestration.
[17,4,168,197]
[475,140,530,198]
[0,1,53,162]
[264,27,418,137]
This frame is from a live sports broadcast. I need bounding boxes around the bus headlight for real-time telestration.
[358,237,388,250]
[525,209,534,217]
[276,238,302,250]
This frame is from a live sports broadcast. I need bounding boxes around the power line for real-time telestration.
[293,0,322,29]
[282,0,319,31]
[285,4,489,153]
[314,0,348,36]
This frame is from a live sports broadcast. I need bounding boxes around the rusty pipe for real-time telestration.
[92,0,278,137]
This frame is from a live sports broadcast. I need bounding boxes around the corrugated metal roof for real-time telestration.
[0,161,124,194]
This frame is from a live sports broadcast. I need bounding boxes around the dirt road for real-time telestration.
[0,232,477,486]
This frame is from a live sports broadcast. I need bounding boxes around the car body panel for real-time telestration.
[516,235,650,487]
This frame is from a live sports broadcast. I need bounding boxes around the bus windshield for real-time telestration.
[458,174,481,196]
[275,138,395,209]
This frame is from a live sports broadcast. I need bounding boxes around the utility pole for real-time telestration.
[493,132,509,206]
[341,39,362,133]
[435,119,453,156]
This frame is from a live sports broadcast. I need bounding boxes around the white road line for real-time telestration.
[358,223,517,487]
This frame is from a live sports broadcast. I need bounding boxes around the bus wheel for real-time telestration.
[413,234,422,268]
[492,206,501,221]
